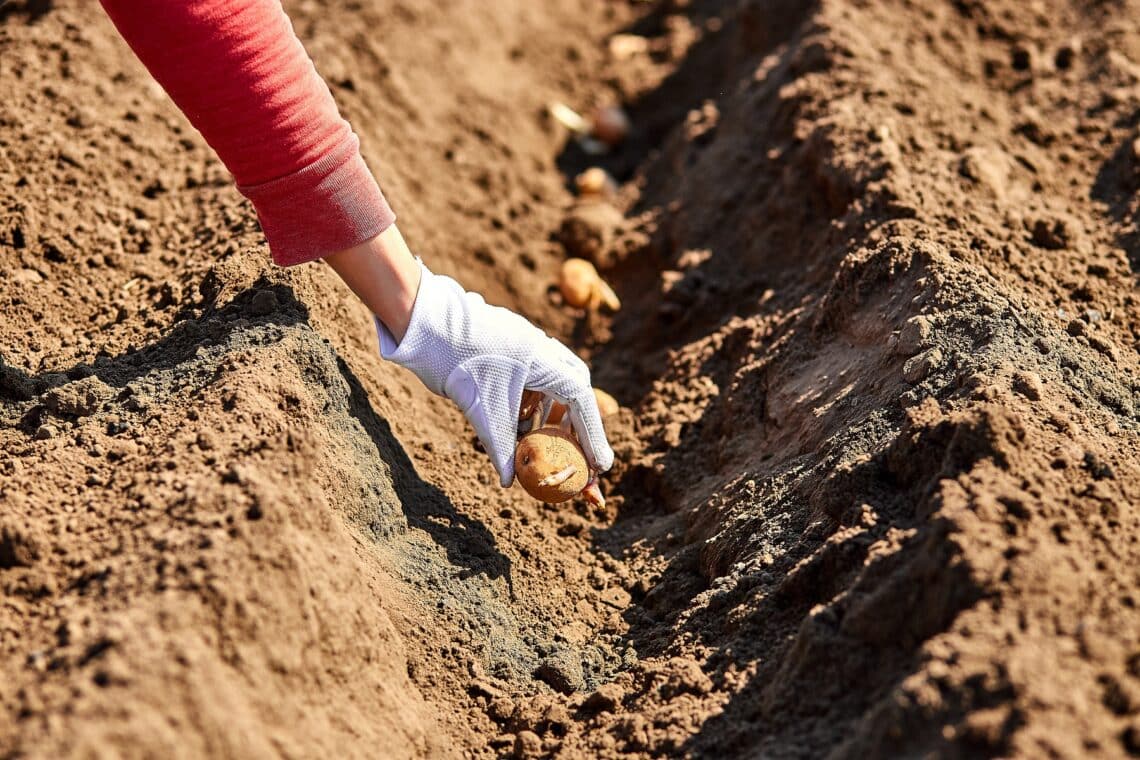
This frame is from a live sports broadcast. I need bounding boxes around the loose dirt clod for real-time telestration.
[1012,370,1044,401]
[902,347,944,384]
[559,201,624,265]
[535,649,585,694]
[0,521,43,569]
[582,683,624,714]
[897,315,933,355]
[513,730,543,759]
[43,375,112,417]
[247,288,278,316]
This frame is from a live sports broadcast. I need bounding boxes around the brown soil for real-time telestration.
[2,0,1139,758]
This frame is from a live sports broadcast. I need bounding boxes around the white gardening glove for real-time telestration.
[375,261,614,488]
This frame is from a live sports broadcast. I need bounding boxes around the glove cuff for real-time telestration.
[375,261,467,396]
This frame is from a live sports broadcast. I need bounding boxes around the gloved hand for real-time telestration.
[375,261,614,487]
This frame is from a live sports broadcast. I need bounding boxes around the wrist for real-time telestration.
[373,264,469,397]
[324,224,421,342]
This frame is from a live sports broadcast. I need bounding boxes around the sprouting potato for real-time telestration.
[575,167,615,198]
[515,392,611,508]
[591,105,630,147]
[549,101,590,134]
[546,388,619,425]
[592,388,620,417]
[548,101,630,155]
[559,258,621,311]
[608,34,650,60]
[514,426,590,503]
[559,258,595,308]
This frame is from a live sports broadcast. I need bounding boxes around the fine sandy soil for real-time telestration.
[2,0,1139,758]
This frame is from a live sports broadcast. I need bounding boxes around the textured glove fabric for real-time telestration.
[376,263,614,487]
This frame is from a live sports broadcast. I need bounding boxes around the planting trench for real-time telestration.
[2,0,1139,758]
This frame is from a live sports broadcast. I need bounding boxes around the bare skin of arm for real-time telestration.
[323,224,421,344]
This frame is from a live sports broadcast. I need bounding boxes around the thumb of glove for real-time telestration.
[444,357,528,488]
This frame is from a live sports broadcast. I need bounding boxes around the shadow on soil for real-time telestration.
[0,279,512,586]
[0,0,52,24]
[555,0,817,184]
[562,0,1002,753]
[592,424,990,755]
[338,354,513,586]
[1091,135,1140,273]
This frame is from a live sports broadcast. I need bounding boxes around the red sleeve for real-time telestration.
[99,0,396,266]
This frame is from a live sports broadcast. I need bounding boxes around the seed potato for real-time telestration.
[515,427,590,503]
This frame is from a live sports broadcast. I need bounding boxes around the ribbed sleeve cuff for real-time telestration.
[238,132,396,267]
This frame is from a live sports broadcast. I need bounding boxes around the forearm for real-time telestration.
[100,0,395,265]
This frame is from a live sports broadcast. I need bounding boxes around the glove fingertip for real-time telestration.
[595,443,615,473]
[499,457,516,488]
[584,440,614,473]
